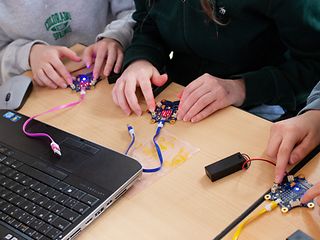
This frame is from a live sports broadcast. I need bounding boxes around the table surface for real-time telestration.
[18,45,320,240]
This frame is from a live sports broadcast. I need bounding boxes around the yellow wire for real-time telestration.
[232,200,279,240]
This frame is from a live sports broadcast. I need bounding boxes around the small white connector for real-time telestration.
[157,121,164,128]
[127,124,135,138]
[287,175,294,183]
[265,199,281,211]
[50,141,61,157]
[271,183,279,193]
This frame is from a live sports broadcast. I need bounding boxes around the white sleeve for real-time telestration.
[0,29,48,84]
[96,0,136,49]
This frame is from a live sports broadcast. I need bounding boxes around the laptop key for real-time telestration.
[59,208,80,222]
[20,213,35,225]
[52,217,71,231]
[47,190,62,201]
[0,212,8,221]
[2,157,15,166]
[63,186,78,196]
[19,176,32,185]
[11,184,26,194]
[80,194,99,206]
[32,218,45,230]
[42,200,56,211]
[34,207,50,220]
[38,223,53,235]
[44,213,58,224]
[46,227,62,239]
[50,204,65,214]
[72,189,86,200]
[54,182,69,191]
[11,195,26,206]
[21,189,34,198]
[17,223,29,232]
[56,194,70,205]
[25,228,37,237]
[32,182,48,192]
[64,198,79,209]
[11,160,23,169]
[32,231,45,240]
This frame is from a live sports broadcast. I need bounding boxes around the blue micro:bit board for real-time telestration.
[265,175,314,213]
[149,99,179,124]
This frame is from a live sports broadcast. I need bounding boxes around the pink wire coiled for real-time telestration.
[22,91,86,157]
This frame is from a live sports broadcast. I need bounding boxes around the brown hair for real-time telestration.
[200,0,226,25]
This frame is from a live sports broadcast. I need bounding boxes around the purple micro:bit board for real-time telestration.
[70,72,100,92]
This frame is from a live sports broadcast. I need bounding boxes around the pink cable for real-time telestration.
[22,91,86,156]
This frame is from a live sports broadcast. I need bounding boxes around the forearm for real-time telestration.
[0,39,48,84]
[96,10,135,49]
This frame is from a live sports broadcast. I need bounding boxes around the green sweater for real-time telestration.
[124,0,320,110]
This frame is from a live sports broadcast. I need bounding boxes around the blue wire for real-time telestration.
[125,121,164,173]
[142,125,163,173]
[125,134,135,155]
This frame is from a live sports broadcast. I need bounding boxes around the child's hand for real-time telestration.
[112,60,168,116]
[177,74,246,123]
[265,110,320,184]
[83,38,124,81]
[29,44,81,89]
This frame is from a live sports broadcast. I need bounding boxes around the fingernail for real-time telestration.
[63,84,67,88]
[177,115,182,121]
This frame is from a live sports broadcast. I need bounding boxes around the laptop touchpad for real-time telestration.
[48,143,89,173]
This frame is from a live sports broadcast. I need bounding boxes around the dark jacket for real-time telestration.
[124,0,320,110]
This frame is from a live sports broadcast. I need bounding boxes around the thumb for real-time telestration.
[59,47,81,62]
[151,72,168,87]
[301,182,320,204]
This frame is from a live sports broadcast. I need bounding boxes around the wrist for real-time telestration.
[231,78,246,107]
[29,43,45,67]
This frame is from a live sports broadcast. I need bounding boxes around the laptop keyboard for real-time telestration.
[0,145,100,240]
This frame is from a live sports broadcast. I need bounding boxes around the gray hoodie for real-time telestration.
[0,0,135,84]
[300,82,320,113]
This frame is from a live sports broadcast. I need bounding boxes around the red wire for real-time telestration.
[241,153,289,178]
[241,154,276,170]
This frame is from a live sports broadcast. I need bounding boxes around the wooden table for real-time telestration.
[19,46,320,240]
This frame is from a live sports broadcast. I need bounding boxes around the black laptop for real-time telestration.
[0,109,142,240]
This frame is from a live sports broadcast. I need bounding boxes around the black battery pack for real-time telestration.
[205,152,246,182]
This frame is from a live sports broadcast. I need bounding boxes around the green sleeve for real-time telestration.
[242,0,320,110]
[123,0,170,71]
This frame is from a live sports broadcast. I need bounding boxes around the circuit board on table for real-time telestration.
[70,72,101,92]
[265,175,314,213]
[148,99,180,124]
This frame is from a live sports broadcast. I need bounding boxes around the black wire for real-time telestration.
[213,144,320,240]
